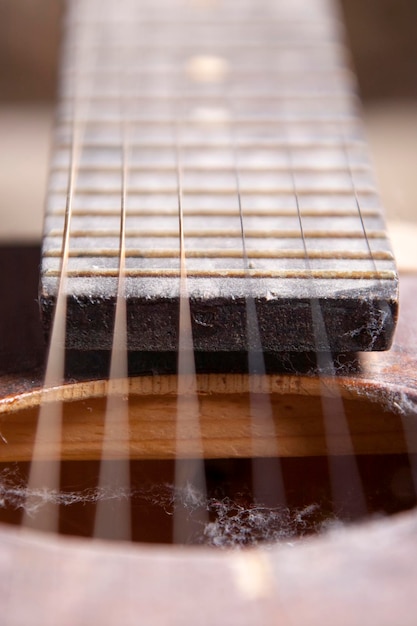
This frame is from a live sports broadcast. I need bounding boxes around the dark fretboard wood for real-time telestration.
[40,0,398,359]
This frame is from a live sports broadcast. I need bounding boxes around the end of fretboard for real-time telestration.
[40,0,399,367]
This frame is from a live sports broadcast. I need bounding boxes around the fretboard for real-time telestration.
[40,0,398,357]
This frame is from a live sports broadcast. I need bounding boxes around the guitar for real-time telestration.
[1,0,417,623]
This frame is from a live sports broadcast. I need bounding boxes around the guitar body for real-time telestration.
[1,0,417,621]
[0,248,416,624]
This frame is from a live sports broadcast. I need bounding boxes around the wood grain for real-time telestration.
[0,378,416,462]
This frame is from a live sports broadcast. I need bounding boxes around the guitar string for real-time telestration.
[286,114,367,519]
[22,0,92,532]
[337,121,414,494]
[341,124,396,346]
[93,23,131,541]
[341,123,407,494]
[229,105,286,508]
[342,133,375,264]
[173,107,209,543]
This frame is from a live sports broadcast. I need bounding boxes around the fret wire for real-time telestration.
[50,164,372,175]
[46,228,388,239]
[55,141,366,151]
[62,69,351,80]
[49,188,377,196]
[66,18,336,26]
[44,268,397,280]
[59,92,355,102]
[56,116,358,127]
[67,16,335,25]
[63,41,344,52]
[47,208,382,218]
[43,249,394,261]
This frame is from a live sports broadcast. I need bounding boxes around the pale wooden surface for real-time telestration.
[1,504,417,625]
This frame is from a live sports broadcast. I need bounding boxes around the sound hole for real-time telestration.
[1,387,416,545]
[0,455,415,546]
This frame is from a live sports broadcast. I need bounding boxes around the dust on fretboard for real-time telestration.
[40,0,398,365]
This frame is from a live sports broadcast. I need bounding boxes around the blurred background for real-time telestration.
[0,0,416,255]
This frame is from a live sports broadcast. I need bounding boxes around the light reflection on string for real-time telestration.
[22,2,93,533]
[93,21,131,541]
[173,116,209,544]
[287,115,367,520]
[230,106,286,509]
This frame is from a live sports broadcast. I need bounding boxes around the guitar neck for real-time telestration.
[40,0,398,361]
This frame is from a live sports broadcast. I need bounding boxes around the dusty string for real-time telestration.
[230,114,286,508]
[173,116,208,543]
[93,45,131,541]
[344,124,415,496]
[286,120,367,519]
[22,3,92,533]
